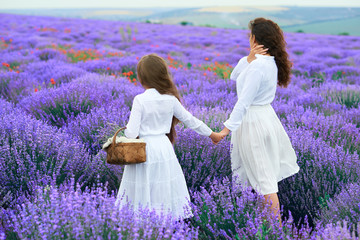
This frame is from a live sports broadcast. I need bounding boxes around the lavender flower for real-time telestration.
[3,179,198,239]
[317,183,360,237]
[1,12,360,238]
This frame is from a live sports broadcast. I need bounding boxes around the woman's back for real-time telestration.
[250,54,278,105]
[232,54,278,106]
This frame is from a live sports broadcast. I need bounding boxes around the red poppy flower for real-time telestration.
[2,62,10,68]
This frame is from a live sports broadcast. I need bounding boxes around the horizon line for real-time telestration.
[1,5,360,10]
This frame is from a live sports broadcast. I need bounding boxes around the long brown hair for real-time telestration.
[136,53,181,144]
[249,18,292,88]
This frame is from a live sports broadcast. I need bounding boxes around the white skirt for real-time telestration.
[231,104,300,195]
[115,134,192,220]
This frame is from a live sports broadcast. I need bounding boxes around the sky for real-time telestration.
[1,0,360,9]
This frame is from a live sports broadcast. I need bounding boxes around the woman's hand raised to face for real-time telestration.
[247,44,268,63]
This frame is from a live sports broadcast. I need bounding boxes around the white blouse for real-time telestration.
[125,88,212,138]
[224,54,278,132]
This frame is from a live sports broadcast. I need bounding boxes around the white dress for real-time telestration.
[115,88,212,220]
[224,54,300,195]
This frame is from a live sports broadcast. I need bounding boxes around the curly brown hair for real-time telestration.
[249,18,292,88]
[137,53,181,144]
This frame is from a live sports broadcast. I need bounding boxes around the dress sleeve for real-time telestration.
[173,99,212,137]
[230,56,249,81]
[224,68,262,132]
[124,96,142,138]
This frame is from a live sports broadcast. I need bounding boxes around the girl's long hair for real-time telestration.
[249,18,292,87]
[136,53,181,144]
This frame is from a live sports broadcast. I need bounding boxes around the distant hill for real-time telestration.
[1,6,360,35]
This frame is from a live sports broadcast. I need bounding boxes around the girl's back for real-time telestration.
[125,87,211,140]
[134,88,175,137]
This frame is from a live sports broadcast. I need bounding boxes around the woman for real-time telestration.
[217,18,300,222]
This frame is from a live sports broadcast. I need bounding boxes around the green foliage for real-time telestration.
[291,69,302,77]
[325,88,360,109]
[318,183,360,237]
[200,24,216,28]
[190,179,305,239]
[198,62,233,79]
[319,193,330,209]
[180,21,193,26]
[307,72,326,87]
[29,95,95,127]
[126,25,132,40]
[0,77,10,100]
[9,61,20,69]
[119,25,133,42]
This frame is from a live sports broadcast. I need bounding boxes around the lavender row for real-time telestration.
[0,12,359,239]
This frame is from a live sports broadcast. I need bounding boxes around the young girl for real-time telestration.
[115,53,222,220]
[217,18,300,222]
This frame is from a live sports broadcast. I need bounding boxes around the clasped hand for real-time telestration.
[209,127,231,144]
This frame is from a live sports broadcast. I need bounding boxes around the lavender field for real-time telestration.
[0,13,360,239]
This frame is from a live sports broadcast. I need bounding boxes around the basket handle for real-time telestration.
[112,127,127,146]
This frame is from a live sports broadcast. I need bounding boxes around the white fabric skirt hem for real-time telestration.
[231,104,299,195]
[116,134,192,220]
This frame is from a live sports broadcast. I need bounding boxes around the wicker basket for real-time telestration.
[104,127,146,165]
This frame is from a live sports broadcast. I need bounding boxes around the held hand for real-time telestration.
[220,127,230,137]
[247,44,268,63]
[209,132,225,145]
